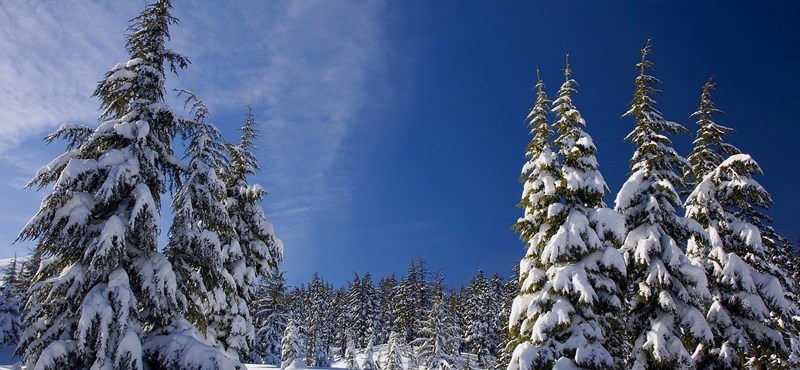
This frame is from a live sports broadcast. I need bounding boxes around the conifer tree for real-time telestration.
[394,259,430,343]
[686,153,796,369]
[281,317,307,369]
[412,293,461,370]
[345,332,358,369]
[464,270,492,367]
[0,257,21,346]
[615,41,712,370]
[512,68,559,247]
[361,336,379,370]
[13,1,237,368]
[219,106,284,361]
[508,68,558,369]
[252,272,289,365]
[685,78,740,188]
[684,81,797,368]
[379,274,399,343]
[510,57,626,370]
[384,331,407,370]
[164,92,239,355]
[494,266,518,370]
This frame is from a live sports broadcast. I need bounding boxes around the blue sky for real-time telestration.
[0,1,798,288]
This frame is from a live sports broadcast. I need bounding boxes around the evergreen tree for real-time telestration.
[384,331,407,370]
[684,88,797,368]
[464,270,492,367]
[512,67,559,249]
[219,106,284,361]
[685,78,740,188]
[508,67,558,370]
[164,91,240,362]
[346,273,366,346]
[0,257,21,346]
[488,271,506,357]
[615,41,712,369]
[14,1,236,368]
[361,336,379,370]
[252,272,289,365]
[494,266,518,370]
[379,274,399,343]
[412,293,461,370]
[394,259,431,343]
[345,332,359,369]
[510,57,626,370]
[281,317,307,369]
[305,273,334,367]
[686,154,796,369]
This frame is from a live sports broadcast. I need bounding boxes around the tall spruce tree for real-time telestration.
[219,106,284,361]
[251,271,289,365]
[684,80,796,368]
[281,316,307,369]
[509,57,625,370]
[164,92,239,357]
[615,41,712,370]
[685,79,740,188]
[379,274,399,343]
[508,68,558,369]
[412,293,461,370]
[686,153,796,369]
[464,270,492,367]
[384,330,407,370]
[0,257,21,346]
[13,1,239,368]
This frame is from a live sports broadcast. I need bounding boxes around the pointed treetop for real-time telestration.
[637,38,654,74]
[563,53,573,81]
[686,78,740,184]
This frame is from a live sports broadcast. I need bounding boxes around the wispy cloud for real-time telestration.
[0,2,141,152]
[0,1,390,280]
[173,1,389,277]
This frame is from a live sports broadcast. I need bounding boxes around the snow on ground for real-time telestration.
[1,343,490,369]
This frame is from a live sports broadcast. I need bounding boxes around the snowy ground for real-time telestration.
[1,343,488,370]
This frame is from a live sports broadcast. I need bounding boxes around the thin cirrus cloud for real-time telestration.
[0,0,390,278]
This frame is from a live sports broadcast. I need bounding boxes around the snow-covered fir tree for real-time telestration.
[360,336,379,370]
[379,274,399,343]
[15,1,236,368]
[615,41,712,370]
[509,57,626,370]
[686,153,796,369]
[394,259,431,343]
[685,78,740,188]
[163,91,243,368]
[384,331,407,370]
[305,273,334,366]
[508,67,558,370]
[251,271,289,365]
[412,292,461,370]
[511,67,559,251]
[218,106,284,362]
[346,272,381,348]
[463,270,493,367]
[488,271,506,358]
[281,316,307,369]
[345,332,358,369]
[0,257,21,346]
[684,81,797,368]
[494,266,518,370]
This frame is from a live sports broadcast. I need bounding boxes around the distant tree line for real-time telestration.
[250,258,519,370]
